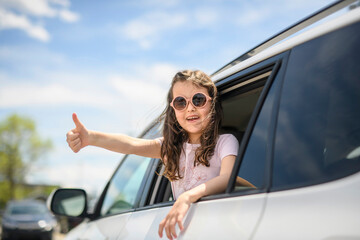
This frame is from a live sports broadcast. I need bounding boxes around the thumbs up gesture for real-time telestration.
[66,113,90,153]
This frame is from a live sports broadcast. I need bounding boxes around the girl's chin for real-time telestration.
[179,122,208,136]
[184,128,203,137]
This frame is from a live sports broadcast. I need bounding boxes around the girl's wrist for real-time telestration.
[178,192,192,204]
[87,130,96,146]
[180,190,200,204]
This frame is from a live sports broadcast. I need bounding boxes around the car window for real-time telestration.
[100,155,152,216]
[235,69,281,191]
[272,21,360,191]
[219,62,282,193]
[8,203,48,215]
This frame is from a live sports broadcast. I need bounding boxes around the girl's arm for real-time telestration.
[66,113,161,158]
[158,155,236,239]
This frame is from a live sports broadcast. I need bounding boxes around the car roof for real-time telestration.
[211,0,360,83]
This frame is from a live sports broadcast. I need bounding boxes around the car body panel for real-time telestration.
[253,172,360,240]
[116,193,266,239]
[65,212,132,240]
[118,205,172,239]
[177,194,266,239]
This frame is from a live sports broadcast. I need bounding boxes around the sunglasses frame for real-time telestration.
[170,92,212,111]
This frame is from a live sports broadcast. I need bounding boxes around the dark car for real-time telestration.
[1,200,58,240]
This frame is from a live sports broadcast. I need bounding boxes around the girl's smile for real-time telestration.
[172,81,211,144]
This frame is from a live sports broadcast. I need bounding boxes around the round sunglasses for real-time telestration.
[170,92,212,111]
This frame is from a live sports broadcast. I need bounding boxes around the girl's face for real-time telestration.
[172,81,212,144]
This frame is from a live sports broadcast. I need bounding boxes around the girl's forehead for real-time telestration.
[172,81,208,96]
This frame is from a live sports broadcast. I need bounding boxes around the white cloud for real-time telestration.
[0,8,50,42]
[0,0,79,42]
[58,8,79,22]
[0,82,117,108]
[109,63,180,105]
[121,11,187,49]
[0,0,56,17]
[49,0,70,8]
[27,144,123,195]
[110,76,167,105]
[139,62,179,84]
[28,162,118,194]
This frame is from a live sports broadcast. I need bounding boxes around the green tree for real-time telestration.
[0,114,52,201]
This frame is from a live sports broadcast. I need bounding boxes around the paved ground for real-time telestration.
[0,229,66,240]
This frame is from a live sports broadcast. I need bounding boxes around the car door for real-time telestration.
[253,20,360,240]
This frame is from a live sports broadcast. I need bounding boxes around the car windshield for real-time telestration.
[8,204,48,215]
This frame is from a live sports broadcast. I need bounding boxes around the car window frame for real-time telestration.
[270,20,360,192]
[202,51,290,201]
[92,155,154,218]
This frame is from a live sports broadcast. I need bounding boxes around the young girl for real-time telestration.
[67,70,240,240]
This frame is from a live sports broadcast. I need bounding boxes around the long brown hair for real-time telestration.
[160,70,222,181]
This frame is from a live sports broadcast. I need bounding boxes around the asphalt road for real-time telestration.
[0,228,65,240]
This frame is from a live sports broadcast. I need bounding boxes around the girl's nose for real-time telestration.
[187,101,196,111]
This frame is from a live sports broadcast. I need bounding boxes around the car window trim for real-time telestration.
[138,158,162,207]
[148,160,165,205]
[223,51,290,195]
[224,61,277,194]
[216,63,273,93]
[133,157,158,208]
[220,71,272,95]
[135,201,174,212]
[266,51,291,192]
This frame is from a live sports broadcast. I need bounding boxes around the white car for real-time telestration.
[48,1,360,239]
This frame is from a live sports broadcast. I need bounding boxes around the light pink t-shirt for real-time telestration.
[157,134,239,199]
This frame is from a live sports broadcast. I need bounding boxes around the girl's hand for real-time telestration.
[158,194,191,239]
[66,113,90,153]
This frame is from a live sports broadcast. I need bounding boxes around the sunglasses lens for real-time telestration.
[173,96,187,110]
[192,93,207,107]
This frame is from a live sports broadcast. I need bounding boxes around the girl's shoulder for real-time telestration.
[215,134,240,159]
[218,134,239,144]
[216,134,239,150]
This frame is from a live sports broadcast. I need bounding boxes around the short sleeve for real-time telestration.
[217,134,239,161]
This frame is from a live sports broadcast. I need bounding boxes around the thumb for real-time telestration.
[72,113,84,131]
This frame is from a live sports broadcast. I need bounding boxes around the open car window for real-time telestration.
[219,57,286,195]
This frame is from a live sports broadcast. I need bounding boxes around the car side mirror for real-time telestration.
[48,188,88,218]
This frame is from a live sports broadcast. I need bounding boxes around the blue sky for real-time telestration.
[0,0,333,196]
